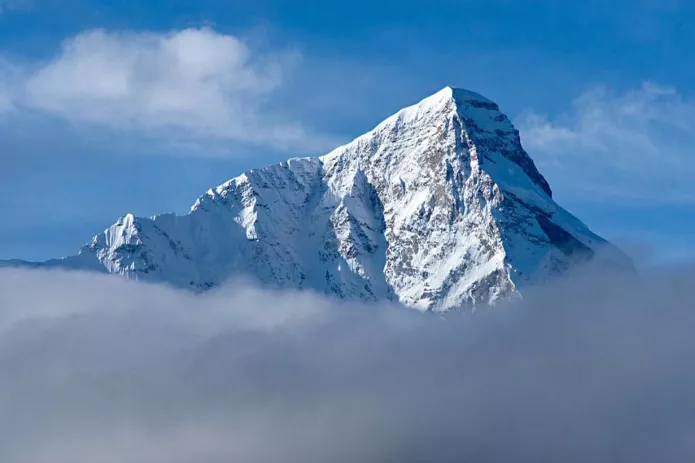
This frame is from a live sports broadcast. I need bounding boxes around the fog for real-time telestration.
[1,266,694,462]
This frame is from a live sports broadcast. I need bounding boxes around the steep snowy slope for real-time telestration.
[2,87,632,311]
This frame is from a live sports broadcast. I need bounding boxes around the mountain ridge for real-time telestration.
[1,86,632,311]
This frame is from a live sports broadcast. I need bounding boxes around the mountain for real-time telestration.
[2,87,632,311]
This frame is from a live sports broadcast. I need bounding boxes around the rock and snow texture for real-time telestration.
[4,87,632,311]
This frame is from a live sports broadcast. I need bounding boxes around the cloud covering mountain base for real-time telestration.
[1,266,694,462]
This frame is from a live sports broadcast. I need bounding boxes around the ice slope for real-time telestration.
[2,87,632,311]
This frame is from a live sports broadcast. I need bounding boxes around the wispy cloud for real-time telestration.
[1,266,695,462]
[0,0,33,14]
[517,83,695,203]
[0,57,19,113]
[0,28,338,155]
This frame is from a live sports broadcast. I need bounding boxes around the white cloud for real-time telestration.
[517,83,695,203]
[1,266,695,462]
[1,28,337,154]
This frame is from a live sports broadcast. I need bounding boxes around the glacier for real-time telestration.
[2,87,632,311]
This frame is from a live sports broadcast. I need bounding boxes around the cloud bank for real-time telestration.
[0,28,335,154]
[517,83,695,203]
[1,266,695,462]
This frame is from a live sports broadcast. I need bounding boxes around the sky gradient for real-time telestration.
[1,0,694,265]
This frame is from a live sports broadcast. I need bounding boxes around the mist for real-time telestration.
[1,265,694,462]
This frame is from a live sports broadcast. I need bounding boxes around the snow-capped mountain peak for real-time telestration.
[2,86,632,311]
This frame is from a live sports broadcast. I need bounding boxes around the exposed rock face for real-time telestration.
[3,87,632,311]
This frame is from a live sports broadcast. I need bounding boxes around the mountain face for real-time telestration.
[3,87,632,311]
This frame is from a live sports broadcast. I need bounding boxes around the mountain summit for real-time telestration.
[3,87,632,310]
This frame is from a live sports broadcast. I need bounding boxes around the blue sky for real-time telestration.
[1,0,694,265]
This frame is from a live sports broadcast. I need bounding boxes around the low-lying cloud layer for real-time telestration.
[1,266,694,462]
